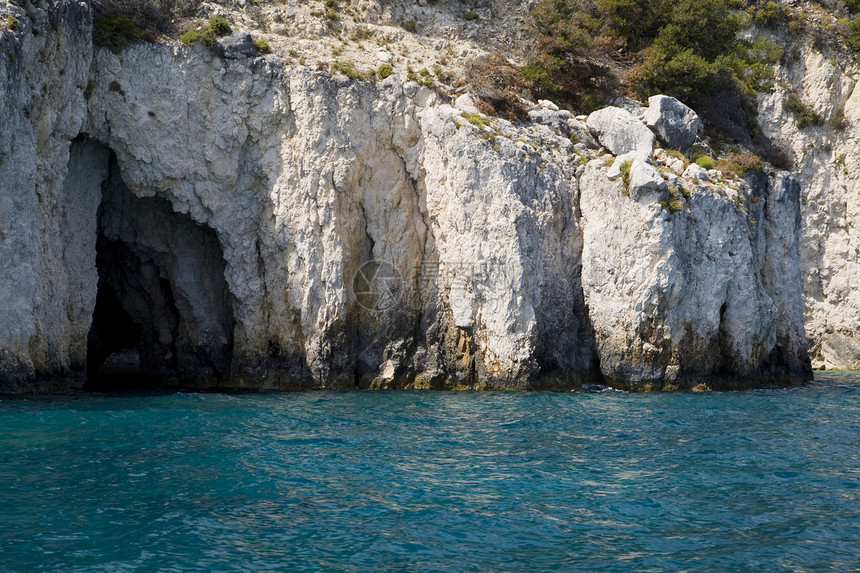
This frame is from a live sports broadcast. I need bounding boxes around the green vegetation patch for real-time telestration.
[180,15,232,49]
[209,15,231,36]
[848,16,860,52]
[618,159,632,194]
[254,38,272,55]
[461,112,494,129]
[661,184,685,213]
[6,14,18,31]
[714,149,763,178]
[180,27,215,48]
[377,63,393,79]
[94,14,151,54]
[331,59,360,79]
[522,0,783,136]
[331,60,377,81]
[783,91,822,128]
[695,155,716,170]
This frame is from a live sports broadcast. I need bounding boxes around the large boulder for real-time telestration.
[644,95,702,152]
[216,33,258,59]
[586,106,655,161]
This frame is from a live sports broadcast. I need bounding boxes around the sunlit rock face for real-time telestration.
[755,29,860,371]
[0,1,813,390]
[579,161,810,390]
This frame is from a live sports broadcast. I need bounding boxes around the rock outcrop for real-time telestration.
[755,26,860,371]
[644,95,702,153]
[0,0,813,391]
[586,106,656,161]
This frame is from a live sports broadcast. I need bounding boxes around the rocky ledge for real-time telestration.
[0,0,811,391]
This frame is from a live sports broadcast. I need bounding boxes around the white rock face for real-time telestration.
[0,2,93,387]
[644,95,702,152]
[586,106,656,161]
[579,159,808,389]
[0,3,812,390]
[756,34,860,370]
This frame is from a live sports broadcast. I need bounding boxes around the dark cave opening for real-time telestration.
[84,150,235,388]
[86,274,143,384]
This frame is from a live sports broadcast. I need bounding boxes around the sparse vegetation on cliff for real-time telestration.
[179,15,232,48]
[253,38,272,55]
[784,91,823,128]
[94,14,152,53]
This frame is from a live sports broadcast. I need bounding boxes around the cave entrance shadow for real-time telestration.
[83,149,235,390]
[85,277,145,390]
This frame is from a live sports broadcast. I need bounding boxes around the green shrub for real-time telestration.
[520,62,557,91]
[180,16,232,49]
[180,27,216,48]
[714,149,762,177]
[331,60,360,79]
[751,1,784,27]
[377,63,393,79]
[689,144,710,164]
[462,112,493,129]
[829,105,848,131]
[332,60,376,81]
[525,0,779,123]
[353,27,375,40]
[848,16,860,52]
[6,15,18,31]
[464,10,477,21]
[93,14,148,54]
[618,159,632,193]
[661,185,685,213]
[208,15,231,36]
[696,155,715,170]
[254,38,272,55]
[402,19,417,33]
[783,91,822,128]
[847,0,860,12]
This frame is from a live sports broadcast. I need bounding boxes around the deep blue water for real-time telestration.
[1,373,859,572]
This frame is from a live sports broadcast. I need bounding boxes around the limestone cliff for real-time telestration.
[756,22,860,370]
[0,0,815,390]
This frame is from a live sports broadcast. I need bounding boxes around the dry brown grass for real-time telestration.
[458,52,528,122]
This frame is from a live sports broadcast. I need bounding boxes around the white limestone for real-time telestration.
[0,2,817,389]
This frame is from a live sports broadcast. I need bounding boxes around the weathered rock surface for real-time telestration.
[755,29,860,370]
[0,0,93,387]
[0,1,813,390]
[586,106,656,161]
[644,95,702,152]
[580,158,809,390]
[216,33,258,59]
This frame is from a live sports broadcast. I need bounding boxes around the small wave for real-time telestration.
[579,384,626,393]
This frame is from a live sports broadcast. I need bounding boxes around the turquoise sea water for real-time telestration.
[1,373,859,572]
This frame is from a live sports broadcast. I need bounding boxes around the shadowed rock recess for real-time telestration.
[0,0,815,391]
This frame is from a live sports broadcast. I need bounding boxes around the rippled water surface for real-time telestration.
[1,373,859,572]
